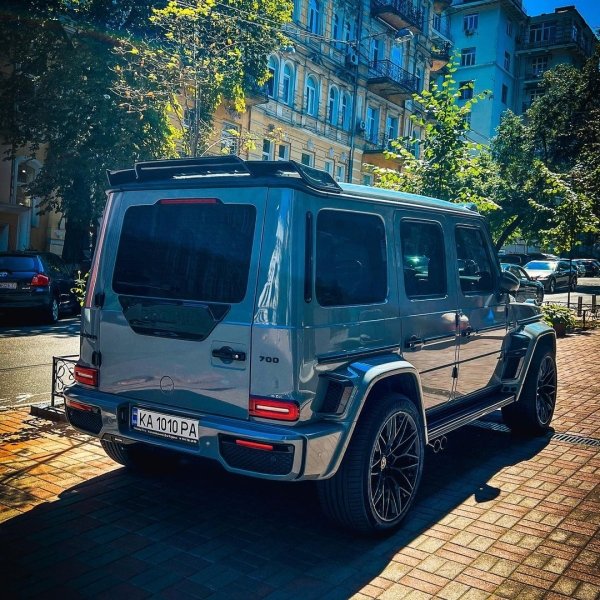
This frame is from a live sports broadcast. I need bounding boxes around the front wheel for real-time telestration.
[44,297,59,324]
[318,394,425,534]
[547,278,556,294]
[502,350,557,435]
[570,277,577,291]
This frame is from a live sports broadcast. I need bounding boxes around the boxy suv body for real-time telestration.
[65,158,557,533]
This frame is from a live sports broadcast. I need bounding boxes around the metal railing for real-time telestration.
[368,60,419,94]
[370,0,425,32]
[519,32,588,53]
[51,355,78,407]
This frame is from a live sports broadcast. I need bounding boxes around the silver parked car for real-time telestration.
[65,157,557,533]
[523,260,578,293]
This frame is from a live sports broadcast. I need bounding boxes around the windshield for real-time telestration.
[525,261,555,270]
[0,256,37,271]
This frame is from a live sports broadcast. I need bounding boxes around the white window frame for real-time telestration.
[531,55,549,76]
[305,75,319,116]
[327,86,339,125]
[463,13,479,32]
[308,0,321,35]
[340,91,352,131]
[277,143,290,161]
[504,51,511,72]
[335,164,346,182]
[301,152,314,167]
[267,56,279,99]
[461,47,476,67]
[262,138,274,161]
[282,62,294,106]
[324,159,334,175]
[221,121,240,155]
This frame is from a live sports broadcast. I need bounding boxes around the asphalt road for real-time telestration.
[0,315,80,409]
[546,275,600,304]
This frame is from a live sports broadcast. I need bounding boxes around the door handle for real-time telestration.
[405,335,424,351]
[212,346,246,362]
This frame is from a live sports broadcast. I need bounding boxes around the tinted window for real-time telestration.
[526,261,553,270]
[113,202,256,303]
[401,220,446,298]
[0,256,37,271]
[316,210,387,306]
[455,226,494,293]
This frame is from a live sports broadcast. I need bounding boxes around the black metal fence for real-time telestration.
[51,355,78,407]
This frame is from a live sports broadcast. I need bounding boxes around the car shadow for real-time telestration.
[0,315,80,338]
[1,422,551,598]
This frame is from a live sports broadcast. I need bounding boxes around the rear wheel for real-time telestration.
[570,277,577,291]
[45,297,59,324]
[318,394,425,534]
[502,350,557,435]
[547,278,556,294]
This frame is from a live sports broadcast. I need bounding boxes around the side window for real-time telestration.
[400,220,446,298]
[316,210,387,306]
[455,226,494,294]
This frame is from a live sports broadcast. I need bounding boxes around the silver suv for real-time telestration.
[65,157,557,533]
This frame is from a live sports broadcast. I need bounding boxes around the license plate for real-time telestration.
[131,407,199,443]
[0,282,17,289]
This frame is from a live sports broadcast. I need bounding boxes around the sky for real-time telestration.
[523,0,600,31]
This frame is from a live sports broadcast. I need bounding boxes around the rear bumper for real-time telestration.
[64,384,345,481]
[0,289,51,310]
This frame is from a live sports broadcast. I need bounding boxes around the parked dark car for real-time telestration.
[523,259,578,293]
[501,263,544,304]
[0,252,79,323]
[500,252,557,266]
[573,259,600,277]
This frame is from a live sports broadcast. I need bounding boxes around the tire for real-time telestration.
[45,297,59,324]
[570,277,577,291]
[536,289,544,305]
[317,394,425,534]
[547,278,556,294]
[502,350,557,436]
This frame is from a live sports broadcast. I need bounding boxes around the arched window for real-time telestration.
[340,91,352,131]
[327,86,339,125]
[282,62,295,106]
[308,0,321,34]
[267,56,279,99]
[305,75,319,116]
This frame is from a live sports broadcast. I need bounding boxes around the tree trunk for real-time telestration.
[61,219,90,266]
[495,215,523,251]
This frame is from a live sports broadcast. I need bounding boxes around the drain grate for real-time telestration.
[470,419,600,448]
[551,432,600,447]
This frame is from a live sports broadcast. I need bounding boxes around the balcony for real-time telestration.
[367,60,419,104]
[431,0,452,14]
[244,78,269,107]
[518,31,588,55]
[363,132,394,154]
[430,42,452,72]
[370,0,425,34]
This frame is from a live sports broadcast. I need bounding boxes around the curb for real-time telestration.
[30,403,67,423]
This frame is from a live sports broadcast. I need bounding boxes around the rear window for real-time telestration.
[525,261,554,270]
[0,256,37,271]
[113,201,256,303]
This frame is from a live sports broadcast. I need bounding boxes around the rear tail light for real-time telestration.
[31,273,50,286]
[249,397,299,421]
[74,365,99,387]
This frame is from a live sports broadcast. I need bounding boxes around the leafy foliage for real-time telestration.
[112,0,292,157]
[373,60,496,212]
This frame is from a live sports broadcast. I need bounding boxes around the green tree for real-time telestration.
[373,60,496,211]
[0,0,174,262]
[113,0,292,157]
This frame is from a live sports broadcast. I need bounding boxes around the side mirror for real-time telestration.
[499,270,519,293]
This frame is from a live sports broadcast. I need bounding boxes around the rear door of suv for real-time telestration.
[85,186,266,421]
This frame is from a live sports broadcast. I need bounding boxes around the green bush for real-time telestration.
[541,303,576,329]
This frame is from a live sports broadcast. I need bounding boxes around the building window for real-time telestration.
[305,75,319,116]
[293,0,301,23]
[501,84,508,104]
[327,86,339,125]
[262,139,274,161]
[267,56,279,99]
[415,66,423,93]
[221,122,240,155]
[571,24,579,42]
[340,91,352,131]
[301,152,314,166]
[335,164,345,182]
[459,80,474,100]
[370,38,383,64]
[529,21,556,43]
[385,115,399,147]
[332,12,343,49]
[366,105,379,144]
[324,159,334,175]
[463,13,479,33]
[461,47,476,67]
[277,143,290,161]
[362,173,374,186]
[506,20,513,37]
[281,63,294,106]
[531,55,549,76]
[308,0,321,35]
[504,51,511,72]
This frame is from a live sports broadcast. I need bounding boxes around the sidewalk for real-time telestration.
[1,331,599,599]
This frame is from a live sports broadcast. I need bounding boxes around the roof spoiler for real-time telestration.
[106,156,342,193]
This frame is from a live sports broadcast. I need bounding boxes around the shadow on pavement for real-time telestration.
[0,315,80,338]
[1,424,550,598]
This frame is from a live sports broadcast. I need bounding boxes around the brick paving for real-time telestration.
[1,330,599,599]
